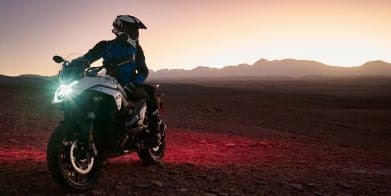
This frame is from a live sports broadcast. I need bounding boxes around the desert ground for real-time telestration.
[0,76,390,195]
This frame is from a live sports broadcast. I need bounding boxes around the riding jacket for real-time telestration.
[84,38,148,86]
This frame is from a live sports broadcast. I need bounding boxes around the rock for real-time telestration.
[185,161,195,166]
[148,167,158,172]
[210,189,228,196]
[178,188,189,192]
[91,190,105,195]
[218,193,229,196]
[204,193,217,196]
[291,183,303,190]
[306,182,316,187]
[115,185,126,190]
[135,184,149,188]
[259,141,269,146]
[341,183,351,189]
[151,180,163,188]
[207,176,216,181]
[8,139,19,144]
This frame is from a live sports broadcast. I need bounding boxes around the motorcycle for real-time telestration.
[47,55,167,191]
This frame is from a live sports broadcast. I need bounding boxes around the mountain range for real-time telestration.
[148,59,391,79]
[1,59,391,81]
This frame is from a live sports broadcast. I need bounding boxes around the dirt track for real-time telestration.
[0,78,390,195]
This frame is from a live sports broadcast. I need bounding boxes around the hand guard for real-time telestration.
[68,56,90,69]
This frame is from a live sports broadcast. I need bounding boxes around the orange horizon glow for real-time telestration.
[0,0,390,76]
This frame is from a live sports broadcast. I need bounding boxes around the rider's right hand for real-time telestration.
[68,56,90,69]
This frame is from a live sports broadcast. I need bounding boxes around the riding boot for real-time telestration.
[124,86,146,127]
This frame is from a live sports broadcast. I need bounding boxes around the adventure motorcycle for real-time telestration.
[47,55,167,191]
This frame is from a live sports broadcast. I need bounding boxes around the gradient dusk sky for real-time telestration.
[0,0,390,76]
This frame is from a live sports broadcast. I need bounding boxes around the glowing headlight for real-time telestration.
[53,81,78,103]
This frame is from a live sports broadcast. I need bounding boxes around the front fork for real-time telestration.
[86,111,98,156]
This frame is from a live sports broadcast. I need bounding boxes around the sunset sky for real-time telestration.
[0,0,390,76]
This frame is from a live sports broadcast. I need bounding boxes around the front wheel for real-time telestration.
[47,122,101,192]
[137,123,167,165]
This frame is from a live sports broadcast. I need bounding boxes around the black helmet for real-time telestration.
[112,15,146,40]
[113,15,146,31]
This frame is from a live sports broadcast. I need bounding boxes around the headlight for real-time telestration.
[53,81,78,103]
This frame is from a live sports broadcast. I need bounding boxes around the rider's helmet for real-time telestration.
[112,15,147,40]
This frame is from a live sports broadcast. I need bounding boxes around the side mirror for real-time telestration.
[53,55,65,63]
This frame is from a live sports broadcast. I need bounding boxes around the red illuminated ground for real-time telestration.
[0,78,390,194]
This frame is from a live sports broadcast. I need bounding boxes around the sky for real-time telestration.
[0,0,390,76]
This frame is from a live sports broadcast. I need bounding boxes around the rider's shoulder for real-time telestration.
[96,40,113,46]
[91,40,113,52]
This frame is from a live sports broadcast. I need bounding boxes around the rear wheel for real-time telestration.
[47,122,101,192]
[137,123,167,165]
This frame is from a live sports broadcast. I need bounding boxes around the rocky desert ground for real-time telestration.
[0,76,390,195]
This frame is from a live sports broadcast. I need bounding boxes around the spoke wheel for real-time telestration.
[47,122,101,192]
[137,123,167,165]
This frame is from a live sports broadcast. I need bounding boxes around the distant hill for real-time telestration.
[2,59,391,83]
[0,74,56,88]
[148,59,391,80]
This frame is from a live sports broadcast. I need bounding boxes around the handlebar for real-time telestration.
[85,66,105,77]
[86,66,104,73]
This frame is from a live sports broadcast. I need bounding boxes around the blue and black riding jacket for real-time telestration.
[84,38,148,86]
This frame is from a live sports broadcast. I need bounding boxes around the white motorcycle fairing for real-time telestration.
[53,74,128,110]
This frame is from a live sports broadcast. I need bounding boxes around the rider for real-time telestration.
[69,15,161,145]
